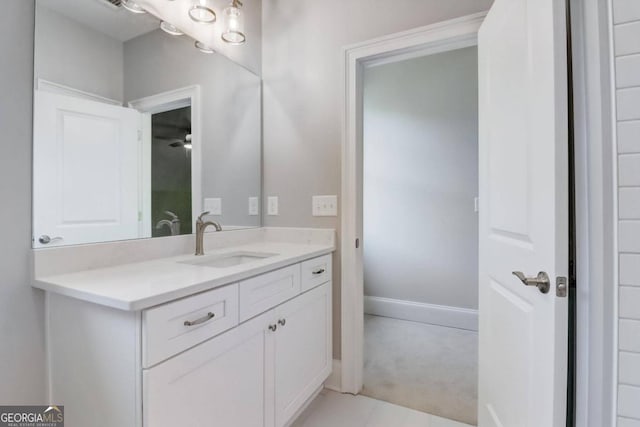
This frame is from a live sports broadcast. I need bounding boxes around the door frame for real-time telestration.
[340,8,617,424]
[340,12,486,395]
[128,85,202,236]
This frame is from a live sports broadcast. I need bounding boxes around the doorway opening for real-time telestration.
[151,106,193,237]
[129,85,202,239]
[361,45,479,426]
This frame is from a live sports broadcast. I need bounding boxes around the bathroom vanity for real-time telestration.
[34,234,334,427]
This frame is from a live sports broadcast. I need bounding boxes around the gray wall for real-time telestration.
[124,30,262,227]
[34,4,124,102]
[363,47,479,310]
[262,0,493,358]
[611,0,640,423]
[0,0,47,404]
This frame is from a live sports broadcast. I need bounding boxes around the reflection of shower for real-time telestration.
[155,211,181,236]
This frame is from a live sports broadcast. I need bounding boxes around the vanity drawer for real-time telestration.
[300,254,332,292]
[142,284,239,368]
[239,265,301,322]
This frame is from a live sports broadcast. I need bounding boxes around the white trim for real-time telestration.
[570,0,618,425]
[128,86,203,234]
[324,359,342,392]
[36,79,122,106]
[340,12,487,395]
[606,0,620,425]
[364,296,478,332]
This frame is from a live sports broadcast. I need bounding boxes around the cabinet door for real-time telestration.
[273,282,332,426]
[143,310,274,427]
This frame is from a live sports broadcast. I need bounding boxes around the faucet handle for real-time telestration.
[197,211,211,222]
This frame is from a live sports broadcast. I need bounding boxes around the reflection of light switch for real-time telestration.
[249,197,259,216]
[267,196,278,216]
[204,198,222,215]
[312,195,338,216]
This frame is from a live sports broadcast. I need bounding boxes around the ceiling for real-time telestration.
[37,0,160,42]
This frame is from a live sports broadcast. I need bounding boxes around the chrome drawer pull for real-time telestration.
[184,312,215,327]
[312,268,325,275]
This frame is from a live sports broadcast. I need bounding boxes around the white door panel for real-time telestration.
[274,283,332,426]
[478,0,569,426]
[33,91,141,247]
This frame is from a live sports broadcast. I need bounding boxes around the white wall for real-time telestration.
[611,1,640,424]
[0,0,47,404]
[123,30,262,227]
[262,0,493,357]
[34,4,124,102]
[362,47,478,310]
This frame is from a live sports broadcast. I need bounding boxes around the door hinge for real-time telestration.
[556,276,568,298]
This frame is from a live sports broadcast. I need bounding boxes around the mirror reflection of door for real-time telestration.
[151,106,192,237]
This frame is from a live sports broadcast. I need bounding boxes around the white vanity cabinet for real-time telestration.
[45,253,332,427]
[273,282,332,426]
[144,309,273,427]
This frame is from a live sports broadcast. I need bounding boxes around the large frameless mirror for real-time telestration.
[32,0,262,248]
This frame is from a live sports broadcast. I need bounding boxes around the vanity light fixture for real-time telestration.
[160,21,184,36]
[122,0,146,14]
[194,40,215,54]
[189,0,216,24]
[221,0,246,45]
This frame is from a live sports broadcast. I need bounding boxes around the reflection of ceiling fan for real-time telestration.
[156,134,192,149]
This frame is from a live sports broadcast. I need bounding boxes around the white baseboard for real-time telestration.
[364,296,478,331]
[324,359,342,392]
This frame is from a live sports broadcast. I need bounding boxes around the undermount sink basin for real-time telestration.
[179,251,277,268]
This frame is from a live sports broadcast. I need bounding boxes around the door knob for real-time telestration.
[512,271,550,294]
[38,235,63,245]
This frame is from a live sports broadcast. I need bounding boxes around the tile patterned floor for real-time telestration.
[291,390,474,427]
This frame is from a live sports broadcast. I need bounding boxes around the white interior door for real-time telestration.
[477,1,569,426]
[33,91,141,247]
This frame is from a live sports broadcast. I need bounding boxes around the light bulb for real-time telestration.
[122,0,146,14]
[189,0,216,23]
[221,2,245,45]
[160,21,183,36]
[194,41,215,54]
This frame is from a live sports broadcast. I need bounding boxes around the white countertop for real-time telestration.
[33,241,334,311]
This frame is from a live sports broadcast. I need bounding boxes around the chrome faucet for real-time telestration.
[155,211,181,236]
[195,211,222,256]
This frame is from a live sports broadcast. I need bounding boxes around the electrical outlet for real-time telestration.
[312,195,338,216]
[249,197,259,216]
[267,196,279,216]
[204,198,222,215]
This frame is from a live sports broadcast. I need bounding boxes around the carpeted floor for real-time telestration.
[362,315,478,426]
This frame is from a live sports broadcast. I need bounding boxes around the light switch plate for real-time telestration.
[267,196,278,216]
[249,197,259,216]
[204,198,222,215]
[312,195,338,216]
